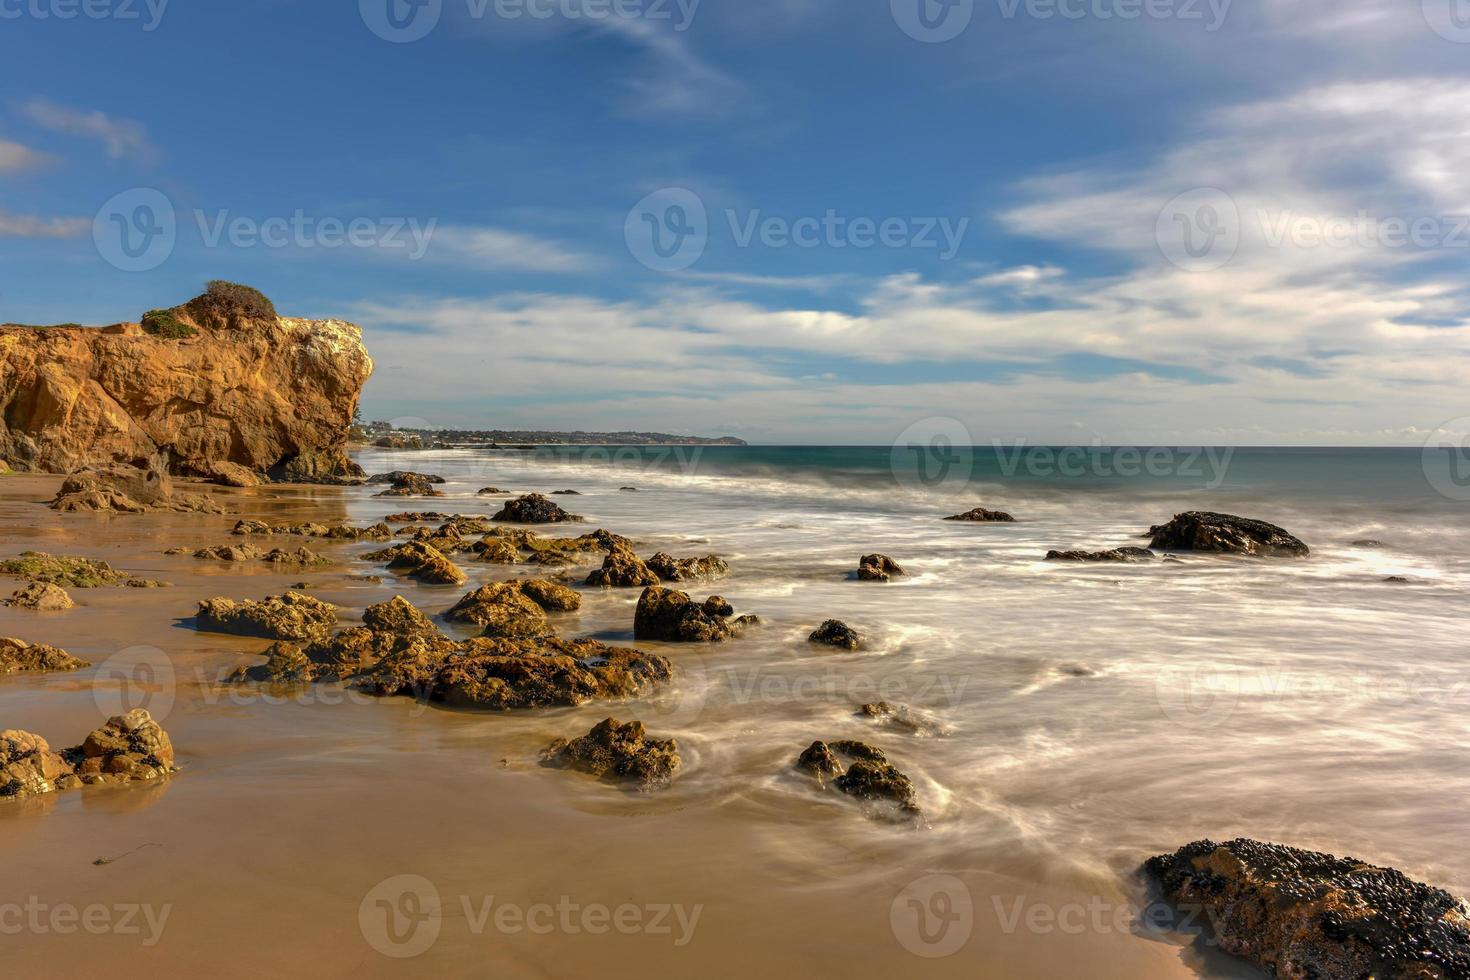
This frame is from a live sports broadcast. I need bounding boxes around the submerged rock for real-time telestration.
[195,544,264,562]
[0,637,89,674]
[857,701,949,737]
[634,586,755,643]
[857,554,906,583]
[1148,512,1309,557]
[1143,838,1470,979]
[795,741,844,780]
[195,591,339,641]
[374,473,445,498]
[476,487,508,495]
[493,493,582,524]
[4,581,75,611]
[1046,547,1156,562]
[793,739,921,817]
[586,547,660,588]
[0,551,127,588]
[945,507,1016,522]
[367,541,468,585]
[445,583,555,639]
[809,620,861,650]
[541,718,680,790]
[645,552,729,584]
[367,471,446,485]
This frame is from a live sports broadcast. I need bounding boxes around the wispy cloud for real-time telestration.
[0,209,88,238]
[0,138,49,173]
[422,226,597,273]
[19,99,157,162]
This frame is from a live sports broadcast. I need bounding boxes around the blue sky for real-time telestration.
[2,0,1468,443]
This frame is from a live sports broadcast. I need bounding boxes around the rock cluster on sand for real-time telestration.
[195,591,339,641]
[583,546,727,587]
[1,709,176,800]
[472,527,629,567]
[364,541,468,585]
[1045,547,1156,562]
[0,551,128,588]
[50,463,226,514]
[1148,511,1309,557]
[231,595,672,712]
[857,554,906,583]
[645,552,729,584]
[232,519,393,541]
[1144,838,1470,979]
[0,284,372,483]
[809,620,861,650]
[367,471,446,486]
[492,493,582,524]
[795,740,921,818]
[945,507,1016,522]
[4,582,74,611]
[541,718,681,790]
[634,586,758,642]
[0,637,89,674]
[194,543,327,565]
[372,472,446,498]
[585,547,661,587]
[444,580,580,638]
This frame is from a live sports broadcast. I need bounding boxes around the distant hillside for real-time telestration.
[385,428,746,447]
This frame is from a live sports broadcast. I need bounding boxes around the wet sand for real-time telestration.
[0,468,1329,978]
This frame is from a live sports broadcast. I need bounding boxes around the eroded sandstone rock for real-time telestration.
[541,718,681,790]
[195,591,338,641]
[4,582,74,611]
[586,547,660,588]
[0,551,127,588]
[0,637,89,674]
[634,586,756,643]
[645,552,729,584]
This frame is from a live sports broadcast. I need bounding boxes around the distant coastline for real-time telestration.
[362,425,746,448]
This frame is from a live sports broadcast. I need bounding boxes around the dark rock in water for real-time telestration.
[795,741,844,779]
[633,586,751,642]
[620,487,639,492]
[368,471,446,485]
[1384,576,1411,584]
[945,507,1016,522]
[374,473,445,498]
[857,702,949,736]
[1148,511,1309,557]
[835,759,920,812]
[0,637,89,674]
[857,554,906,583]
[520,579,581,612]
[586,547,660,588]
[646,552,729,584]
[476,487,509,495]
[809,620,861,650]
[493,493,582,524]
[443,581,577,639]
[541,718,680,790]
[1046,547,1156,562]
[195,591,338,641]
[1353,539,1386,547]
[366,541,468,585]
[550,490,582,496]
[1143,838,1470,980]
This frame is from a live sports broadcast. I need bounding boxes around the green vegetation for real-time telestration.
[0,551,128,588]
[9,323,82,330]
[141,308,197,339]
[202,280,277,320]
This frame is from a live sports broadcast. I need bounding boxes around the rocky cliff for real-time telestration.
[0,285,373,482]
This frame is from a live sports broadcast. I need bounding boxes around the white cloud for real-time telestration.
[19,100,157,162]
[421,226,597,273]
[0,138,48,173]
[0,209,88,238]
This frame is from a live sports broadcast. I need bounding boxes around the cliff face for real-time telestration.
[0,296,374,481]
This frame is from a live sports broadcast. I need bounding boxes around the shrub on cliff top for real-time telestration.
[201,280,277,320]
[141,309,197,339]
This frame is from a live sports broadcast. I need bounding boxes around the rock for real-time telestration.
[0,730,77,798]
[382,511,451,524]
[809,620,861,650]
[945,507,1016,522]
[551,490,582,496]
[1046,547,1156,562]
[795,741,844,779]
[126,579,170,589]
[4,582,74,611]
[445,583,554,639]
[195,544,264,562]
[634,586,751,642]
[493,493,582,524]
[1148,511,1309,557]
[646,552,729,583]
[180,460,265,487]
[857,702,949,737]
[0,551,126,588]
[362,596,439,638]
[620,486,639,492]
[1384,576,1411,584]
[367,471,446,485]
[857,554,906,582]
[374,433,422,450]
[261,547,328,566]
[229,642,318,686]
[519,579,581,612]
[541,718,680,790]
[369,541,468,585]
[478,539,523,564]
[66,709,176,784]
[195,591,338,641]
[835,760,920,814]
[1353,539,1386,547]
[476,487,508,495]
[1143,838,1470,980]
[586,547,661,588]
[0,637,89,674]
[374,473,445,498]
[0,286,371,482]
